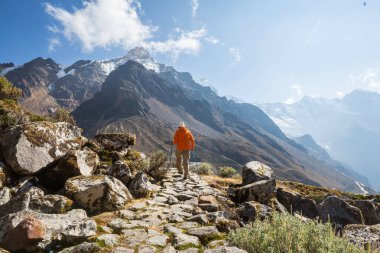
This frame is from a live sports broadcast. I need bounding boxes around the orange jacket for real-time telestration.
[173,127,195,150]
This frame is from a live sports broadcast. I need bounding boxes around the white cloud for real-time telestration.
[205,36,220,45]
[48,37,61,53]
[348,68,380,93]
[45,0,207,57]
[229,47,241,62]
[191,0,199,17]
[336,91,345,98]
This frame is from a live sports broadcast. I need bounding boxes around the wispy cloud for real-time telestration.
[229,47,241,62]
[45,0,207,58]
[191,0,199,17]
[48,37,61,53]
[291,84,302,96]
[285,84,303,104]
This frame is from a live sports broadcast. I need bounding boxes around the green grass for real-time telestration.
[219,166,237,178]
[228,212,367,253]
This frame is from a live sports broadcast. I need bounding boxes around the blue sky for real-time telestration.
[1,0,380,103]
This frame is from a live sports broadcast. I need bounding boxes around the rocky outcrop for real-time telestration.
[39,147,99,189]
[65,175,133,213]
[1,122,87,175]
[242,161,273,185]
[343,224,380,251]
[318,196,364,225]
[0,209,96,251]
[235,179,276,204]
[111,160,133,185]
[239,201,273,222]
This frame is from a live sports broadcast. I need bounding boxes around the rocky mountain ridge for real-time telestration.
[0,48,373,193]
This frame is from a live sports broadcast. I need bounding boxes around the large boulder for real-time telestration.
[129,172,154,198]
[0,209,96,251]
[1,217,45,252]
[235,179,276,204]
[94,133,136,151]
[242,161,273,185]
[276,188,318,218]
[239,201,273,222]
[39,147,99,190]
[65,175,132,213]
[318,196,364,225]
[352,200,380,225]
[1,122,87,175]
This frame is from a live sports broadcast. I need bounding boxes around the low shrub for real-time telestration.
[195,163,214,175]
[52,108,76,125]
[228,212,366,253]
[219,166,236,178]
[0,76,22,101]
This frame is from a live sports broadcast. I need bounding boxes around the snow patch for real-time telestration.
[355,181,369,195]
[0,66,16,76]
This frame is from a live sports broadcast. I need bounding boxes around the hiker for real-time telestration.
[172,122,195,179]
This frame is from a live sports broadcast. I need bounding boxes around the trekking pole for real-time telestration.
[192,149,200,172]
[167,144,173,169]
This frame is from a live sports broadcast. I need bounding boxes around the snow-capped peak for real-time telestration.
[98,47,161,75]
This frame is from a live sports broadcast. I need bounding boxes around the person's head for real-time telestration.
[179,122,186,128]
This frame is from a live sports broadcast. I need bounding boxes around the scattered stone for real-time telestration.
[318,195,364,225]
[173,233,201,248]
[204,246,248,253]
[0,188,11,206]
[138,245,156,253]
[118,209,135,219]
[188,226,221,245]
[343,224,380,251]
[111,247,135,253]
[96,234,121,246]
[57,242,100,253]
[129,172,154,198]
[146,234,169,247]
[121,229,148,247]
[1,122,87,175]
[65,175,132,213]
[108,218,129,233]
[188,214,209,225]
[242,161,273,185]
[162,245,176,253]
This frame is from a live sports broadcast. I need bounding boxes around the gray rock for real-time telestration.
[173,233,200,248]
[40,147,99,189]
[96,234,121,246]
[204,246,248,253]
[239,201,273,222]
[0,209,96,248]
[188,226,221,244]
[108,218,129,233]
[111,247,135,253]
[65,175,132,213]
[146,234,169,247]
[242,161,273,185]
[188,214,209,225]
[121,229,148,247]
[318,196,364,225]
[162,245,176,253]
[1,122,87,175]
[57,242,100,253]
[353,200,380,225]
[112,160,133,184]
[129,172,154,198]
[138,245,156,253]
[235,179,276,204]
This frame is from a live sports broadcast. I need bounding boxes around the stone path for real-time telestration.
[84,168,246,253]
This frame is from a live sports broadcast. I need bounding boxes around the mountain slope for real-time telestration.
[260,91,380,190]
[72,59,368,192]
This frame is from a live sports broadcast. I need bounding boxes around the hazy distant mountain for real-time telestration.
[1,48,373,193]
[260,90,380,190]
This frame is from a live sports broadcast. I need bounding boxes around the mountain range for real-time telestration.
[0,48,374,193]
[259,91,380,190]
